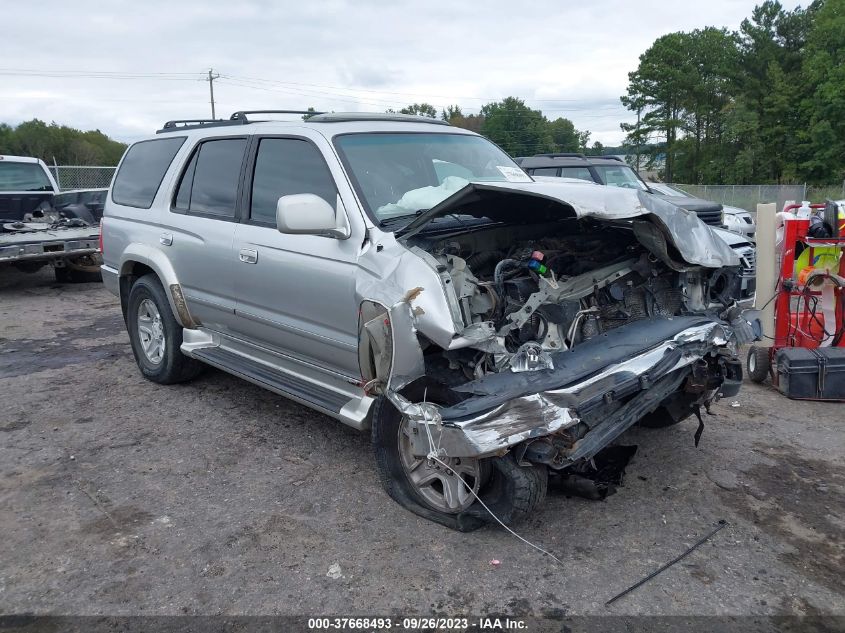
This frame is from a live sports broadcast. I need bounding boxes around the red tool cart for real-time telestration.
[746,201,845,400]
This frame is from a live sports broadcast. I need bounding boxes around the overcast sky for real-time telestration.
[2,0,802,147]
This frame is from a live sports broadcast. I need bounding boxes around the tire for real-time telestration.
[54,255,102,283]
[126,273,203,384]
[747,345,770,383]
[55,266,102,283]
[372,386,547,531]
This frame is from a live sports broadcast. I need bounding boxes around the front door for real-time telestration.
[231,135,361,379]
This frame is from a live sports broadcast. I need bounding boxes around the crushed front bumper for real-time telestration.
[389,316,746,465]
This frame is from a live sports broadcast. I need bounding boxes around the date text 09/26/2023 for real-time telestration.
[307,617,528,630]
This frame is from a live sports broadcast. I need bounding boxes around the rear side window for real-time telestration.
[173,138,246,217]
[559,166,595,182]
[530,167,559,177]
[112,137,185,208]
[250,138,338,224]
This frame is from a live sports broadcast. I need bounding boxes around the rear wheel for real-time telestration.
[747,345,771,383]
[126,274,203,384]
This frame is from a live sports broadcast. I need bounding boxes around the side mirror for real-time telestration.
[276,193,350,239]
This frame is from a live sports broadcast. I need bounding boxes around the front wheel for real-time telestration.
[371,387,547,531]
[126,274,203,384]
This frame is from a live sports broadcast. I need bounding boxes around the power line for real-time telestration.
[0,67,627,110]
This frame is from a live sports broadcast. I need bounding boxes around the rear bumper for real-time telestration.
[390,316,747,463]
[0,236,100,265]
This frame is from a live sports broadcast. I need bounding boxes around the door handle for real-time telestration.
[239,248,258,264]
[159,233,173,246]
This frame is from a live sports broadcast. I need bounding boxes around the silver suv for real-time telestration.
[102,110,755,530]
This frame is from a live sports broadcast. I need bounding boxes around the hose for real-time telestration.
[494,258,523,303]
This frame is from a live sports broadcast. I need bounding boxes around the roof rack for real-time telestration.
[157,110,325,134]
[535,152,587,159]
[229,110,325,122]
[157,118,247,134]
[307,112,449,125]
[156,109,449,134]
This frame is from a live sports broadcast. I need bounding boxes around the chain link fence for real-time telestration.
[670,183,845,214]
[48,166,116,191]
[669,184,805,214]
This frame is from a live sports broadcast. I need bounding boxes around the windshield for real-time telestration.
[593,164,649,191]
[0,162,54,192]
[334,133,528,220]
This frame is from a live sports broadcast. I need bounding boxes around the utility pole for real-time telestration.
[206,68,220,119]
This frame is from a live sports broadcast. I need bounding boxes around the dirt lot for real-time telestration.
[1,268,843,618]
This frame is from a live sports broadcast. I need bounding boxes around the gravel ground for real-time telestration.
[1,268,843,618]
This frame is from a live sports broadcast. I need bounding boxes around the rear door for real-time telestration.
[163,136,247,334]
[231,133,361,378]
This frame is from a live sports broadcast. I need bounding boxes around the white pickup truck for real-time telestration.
[0,155,102,282]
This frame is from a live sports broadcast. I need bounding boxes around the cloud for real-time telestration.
[1,0,803,146]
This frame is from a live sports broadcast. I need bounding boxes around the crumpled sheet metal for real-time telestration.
[398,180,740,270]
[395,390,580,459]
[636,190,740,269]
[389,319,735,458]
[384,292,427,391]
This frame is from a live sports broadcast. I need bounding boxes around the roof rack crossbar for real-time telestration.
[157,118,247,134]
[229,110,325,122]
[536,152,587,159]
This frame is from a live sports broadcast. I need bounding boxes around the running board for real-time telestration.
[190,346,355,422]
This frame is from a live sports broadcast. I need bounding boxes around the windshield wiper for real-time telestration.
[378,209,428,228]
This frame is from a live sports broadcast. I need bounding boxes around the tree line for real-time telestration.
[386,99,597,157]
[620,0,844,185]
[0,119,127,166]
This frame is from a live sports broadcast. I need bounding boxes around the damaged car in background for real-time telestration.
[0,155,103,282]
[102,116,758,531]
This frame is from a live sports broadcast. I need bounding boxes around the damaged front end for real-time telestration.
[359,182,757,528]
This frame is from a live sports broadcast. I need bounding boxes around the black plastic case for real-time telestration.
[775,347,845,400]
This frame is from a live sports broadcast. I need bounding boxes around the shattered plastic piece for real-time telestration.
[326,563,342,579]
[510,342,554,373]
[730,401,741,408]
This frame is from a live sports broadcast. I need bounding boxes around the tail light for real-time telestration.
[98,218,104,254]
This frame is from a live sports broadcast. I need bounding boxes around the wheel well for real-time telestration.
[119,261,156,322]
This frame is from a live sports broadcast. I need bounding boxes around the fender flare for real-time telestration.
[118,244,196,328]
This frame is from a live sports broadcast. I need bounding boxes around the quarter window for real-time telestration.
[112,137,185,208]
[174,138,246,217]
[250,138,338,224]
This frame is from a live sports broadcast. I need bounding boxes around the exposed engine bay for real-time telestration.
[407,218,741,383]
[353,181,760,531]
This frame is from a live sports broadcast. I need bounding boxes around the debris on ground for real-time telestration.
[326,563,343,579]
[549,445,638,500]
